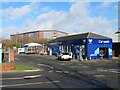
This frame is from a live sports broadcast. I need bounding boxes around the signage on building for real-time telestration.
[49,42,62,45]
[82,39,86,43]
[88,38,112,44]
[98,40,110,44]
[88,39,93,44]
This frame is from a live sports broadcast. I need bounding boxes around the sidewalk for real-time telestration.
[1,60,41,73]
[112,57,120,61]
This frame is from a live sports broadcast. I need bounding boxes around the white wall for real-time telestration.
[107,34,120,43]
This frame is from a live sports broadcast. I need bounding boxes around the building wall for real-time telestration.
[87,38,112,60]
[10,30,68,45]
[47,38,112,60]
[107,33,120,42]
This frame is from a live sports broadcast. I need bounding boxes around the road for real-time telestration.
[2,54,119,89]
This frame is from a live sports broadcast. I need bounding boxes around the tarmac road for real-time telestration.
[1,54,119,89]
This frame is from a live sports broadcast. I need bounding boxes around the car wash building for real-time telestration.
[47,32,112,60]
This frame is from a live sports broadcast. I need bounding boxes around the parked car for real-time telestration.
[57,52,72,60]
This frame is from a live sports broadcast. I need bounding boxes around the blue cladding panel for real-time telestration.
[47,38,112,60]
[48,45,59,55]
[87,38,112,60]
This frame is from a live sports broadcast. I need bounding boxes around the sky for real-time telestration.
[0,1,118,39]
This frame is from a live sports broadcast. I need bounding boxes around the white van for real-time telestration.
[18,48,25,54]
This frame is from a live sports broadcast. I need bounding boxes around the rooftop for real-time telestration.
[49,32,110,42]
[10,30,68,36]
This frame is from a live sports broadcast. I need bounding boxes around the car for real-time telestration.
[57,52,72,60]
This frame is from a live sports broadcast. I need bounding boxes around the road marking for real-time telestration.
[56,71,62,73]
[70,66,75,68]
[14,58,19,60]
[109,71,120,73]
[1,75,42,80]
[0,81,60,87]
[1,77,23,80]
[94,75,105,77]
[48,70,54,73]
[97,69,119,73]
[55,71,68,74]
[97,69,108,72]
[23,75,42,79]
[38,64,54,69]
[30,62,34,64]
[60,63,65,65]
[64,71,68,74]
[82,66,88,68]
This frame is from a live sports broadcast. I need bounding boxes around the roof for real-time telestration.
[115,31,120,34]
[10,30,68,36]
[49,32,110,42]
[24,43,42,47]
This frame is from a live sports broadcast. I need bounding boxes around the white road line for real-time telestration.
[94,75,105,77]
[14,58,19,60]
[23,75,42,79]
[38,64,53,69]
[55,71,68,74]
[48,70,54,73]
[1,77,23,80]
[1,75,42,80]
[0,81,60,87]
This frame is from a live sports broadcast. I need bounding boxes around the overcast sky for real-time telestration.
[0,1,118,39]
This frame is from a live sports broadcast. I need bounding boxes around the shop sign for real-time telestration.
[49,42,62,45]
[98,40,110,44]
[88,38,112,44]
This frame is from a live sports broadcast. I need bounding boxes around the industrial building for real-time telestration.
[10,30,68,47]
[47,32,112,60]
[108,31,120,57]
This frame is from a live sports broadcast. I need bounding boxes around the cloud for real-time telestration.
[2,26,22,39]
[41,6,51,12]
[100,2,112,8]
[70,2,89,16]
[2,2,117,39]
[23,2,115,35]
[2,3,32,20]
[24,10,67,31]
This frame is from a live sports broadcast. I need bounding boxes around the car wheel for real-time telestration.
[68,58,71,61]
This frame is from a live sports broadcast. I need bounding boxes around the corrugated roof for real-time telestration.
[49,32,110,42]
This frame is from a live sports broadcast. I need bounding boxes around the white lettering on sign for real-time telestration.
[98,40,109,43]
[49,42,62,45]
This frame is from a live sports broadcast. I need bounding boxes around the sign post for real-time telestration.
[0,43,2,63]
[9,48,14,62]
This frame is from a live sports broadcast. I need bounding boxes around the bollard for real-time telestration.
[9,49,14,62]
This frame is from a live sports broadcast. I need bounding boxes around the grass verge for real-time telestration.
[15,65,38,70]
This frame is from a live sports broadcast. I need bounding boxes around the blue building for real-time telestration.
[47,32,112,60]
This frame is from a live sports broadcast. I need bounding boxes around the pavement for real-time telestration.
[1,54,120,89]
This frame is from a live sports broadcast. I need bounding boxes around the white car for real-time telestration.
[57,52,72,60]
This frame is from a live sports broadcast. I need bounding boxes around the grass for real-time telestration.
[15,65,38,70]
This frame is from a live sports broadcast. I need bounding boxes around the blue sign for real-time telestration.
[87,38,112,44]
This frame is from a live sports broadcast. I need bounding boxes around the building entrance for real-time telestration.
[99,48,108,58]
